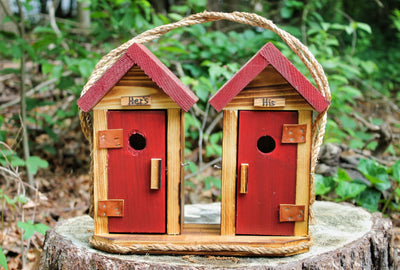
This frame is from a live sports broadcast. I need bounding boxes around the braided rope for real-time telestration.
[79,11,330,227]
[90,236,313,255]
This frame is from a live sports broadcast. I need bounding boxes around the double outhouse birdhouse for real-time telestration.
[78,42,329,256]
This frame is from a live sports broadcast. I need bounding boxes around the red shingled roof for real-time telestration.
[77,43,198,112]
[209,42,330,113]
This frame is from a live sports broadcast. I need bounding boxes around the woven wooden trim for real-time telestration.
[89,236,314,256]
[79,11,331,222]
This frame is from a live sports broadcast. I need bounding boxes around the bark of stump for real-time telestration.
[39,201,397,269]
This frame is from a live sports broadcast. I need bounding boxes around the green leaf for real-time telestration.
[11,45,22,59]
[391,160,400,182]
[91,11,109,18]
[26,156,49,175]
[188,161,197,174]
[10,156,26,167]
[357,22,372,34]
[339,115,357,129]
[209,132,222,145]
[335,168,352,182]
[281,7,293,19]
[17,221,50,240]
[58,76,75,90]
[194,84,210,102]
[34,223,50,235]
[335,181,367,200]
[17,221,36,240]
[4,195,17,205]
[356,188,381,211]
[78,59,95,78]
[395,188,400,199]
[315,174,334,195]
[0,247,8,270]
[168,13,183,21]
[0,68,19,75]
[33,26,57,34]
[358,159,390,191]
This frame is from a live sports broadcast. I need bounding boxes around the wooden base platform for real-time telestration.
[91,224,311,256]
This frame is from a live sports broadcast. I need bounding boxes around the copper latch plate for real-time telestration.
[279,204,305,222]
[98,199,124,217]
[98,129,123,149]
[281,124,307,143]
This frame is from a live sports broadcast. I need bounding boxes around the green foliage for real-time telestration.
[205,132,222,158]
[316,159,400,212]
[0,189,29,207]
[204,176,221,190]
[0,247,8,270]
[17,220,50,240]
[358,159,391,192]
[26,156,49,175]
[0,144,48,176]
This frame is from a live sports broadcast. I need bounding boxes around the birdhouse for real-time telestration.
[77,42,330,256]
[209,42,330,240]
[77,43,198,237]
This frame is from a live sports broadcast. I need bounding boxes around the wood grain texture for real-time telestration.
[220,66,312,111]
[126,44,198,112]
[221,110,237,236]
[209,42,329,113]
[151,158,162,189]
[254,97,285,108]
[167,109,182,235]
[239,163,248,194]
[294,111,312,236]
[95,85,180,110]
[107,110,166,233]
[98,129,123,149]
[236,111,297,236]
[77,54,134,112]
[180,110,185,230]
[93,109,108,234]
[121,95,151,106]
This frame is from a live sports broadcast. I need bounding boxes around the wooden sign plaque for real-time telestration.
[121,96,151,106]
[254,97,285,108]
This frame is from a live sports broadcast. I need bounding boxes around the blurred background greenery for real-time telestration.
[0,0,400,268]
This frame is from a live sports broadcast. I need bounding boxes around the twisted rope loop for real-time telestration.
[79,11,330,231]
[90,236,314,256]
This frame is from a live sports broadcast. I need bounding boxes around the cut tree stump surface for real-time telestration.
[40,201,397,269]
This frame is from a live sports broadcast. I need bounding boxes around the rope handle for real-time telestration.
[81,11,331,101]
[79,11,331,221]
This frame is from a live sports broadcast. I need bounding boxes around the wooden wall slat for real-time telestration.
[93,109,108,235]
[167,109,182,235]
[221,110,238,236]
[294,111,312,236]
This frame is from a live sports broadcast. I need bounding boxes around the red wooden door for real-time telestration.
[107,110,166,233]
[236,111,297,236]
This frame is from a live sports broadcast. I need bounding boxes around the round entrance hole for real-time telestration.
[257,135,276,154]
[129,133,146,150]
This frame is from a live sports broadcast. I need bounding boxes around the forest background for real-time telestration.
[0,0,400,269]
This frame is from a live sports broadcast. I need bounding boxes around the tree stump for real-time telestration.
[39,201,397,269]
